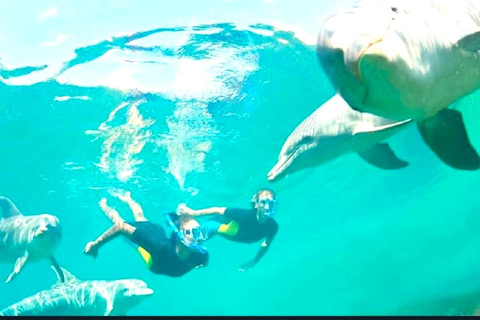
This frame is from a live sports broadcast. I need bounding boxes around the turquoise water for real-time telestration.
[2,1,480,316]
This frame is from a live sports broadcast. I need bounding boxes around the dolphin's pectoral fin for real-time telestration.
[417,109,480,170]
[358,143,409,169]
[50,257,65,283]
[104,298,114,316]
[456,31,480,52]
[5,252,29,284]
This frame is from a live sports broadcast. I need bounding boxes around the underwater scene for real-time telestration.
[1,0,480,316]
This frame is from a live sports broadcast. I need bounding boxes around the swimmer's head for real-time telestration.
[176,215,209,245]
[251,189,278,221]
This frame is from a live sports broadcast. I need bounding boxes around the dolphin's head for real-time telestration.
[268,94,360,182]
[268,128,324,182]
[110,279,153,313]
[30,214,62,249]
[316,1,398,110]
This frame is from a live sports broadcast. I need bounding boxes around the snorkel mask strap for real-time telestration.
[164,212,207,255]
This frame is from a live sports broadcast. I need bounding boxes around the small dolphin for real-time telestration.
[0,196,64,283]
[316,0,480,170]
[268,94,412,181]
[0,267,154,316]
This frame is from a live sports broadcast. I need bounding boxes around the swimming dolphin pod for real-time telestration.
[0,196,65,284]
[268,94,412,182]
[316,0,480,170]
[0,267,154,316]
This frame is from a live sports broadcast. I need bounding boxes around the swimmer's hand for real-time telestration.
[177,203,195,216]
[239,260,255,272]
[83,241,99,259]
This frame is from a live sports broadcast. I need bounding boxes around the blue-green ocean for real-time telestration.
[2,0,480,316]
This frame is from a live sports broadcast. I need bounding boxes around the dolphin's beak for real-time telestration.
[126,288,154,297]
[267,152,296,181]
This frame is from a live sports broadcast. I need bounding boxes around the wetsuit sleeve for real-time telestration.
[202,220,221,237]
[197,251,209,267]
[223,208,252,221]
[266,220,279,242]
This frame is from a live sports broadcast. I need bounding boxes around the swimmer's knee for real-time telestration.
[112,216,125,226]
[117,221,135,235]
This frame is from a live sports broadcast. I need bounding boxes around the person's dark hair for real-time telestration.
[251,189,276,208]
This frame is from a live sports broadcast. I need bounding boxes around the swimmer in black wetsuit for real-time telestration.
[83,191,209,277]
[177,189,279,272]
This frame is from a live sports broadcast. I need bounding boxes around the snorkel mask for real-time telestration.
[164,213,207,254]
[181,226,209,243]
[255,197,278,218]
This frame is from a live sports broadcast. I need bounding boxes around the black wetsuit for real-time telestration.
[206,208,279,243]
[127,220,208,277]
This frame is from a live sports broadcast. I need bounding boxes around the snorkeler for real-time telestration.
[177,189,279,272]
[83,191,210,277]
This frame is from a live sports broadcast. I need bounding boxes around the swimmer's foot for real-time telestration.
[99,198,108,210]
[117,191,132,203]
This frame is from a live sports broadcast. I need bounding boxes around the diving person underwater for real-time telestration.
[177,189,279,272]
[83,191,210,277]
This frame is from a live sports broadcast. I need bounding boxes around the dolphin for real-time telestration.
[394,287,480,316]
[0,196,64,284]
[267,94,412,181]
[316,0,480,170]
[0,267,154,316]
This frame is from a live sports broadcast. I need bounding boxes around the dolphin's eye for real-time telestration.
[286,136,315,155]
[298,136,315,146]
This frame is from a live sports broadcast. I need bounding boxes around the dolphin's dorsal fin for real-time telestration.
[50,266,78,286]
[0,197,23,219]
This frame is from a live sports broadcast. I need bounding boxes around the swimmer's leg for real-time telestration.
[83,198,136,257]
[99,197,124,224]
[117,191,147,222]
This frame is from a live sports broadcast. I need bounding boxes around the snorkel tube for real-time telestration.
[164,212,207,255]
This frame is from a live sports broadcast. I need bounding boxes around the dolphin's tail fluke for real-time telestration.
[0,196,22,219]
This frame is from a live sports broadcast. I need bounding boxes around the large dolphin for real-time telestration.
[0,267,154,316]
[316,0,480,170]
[0,196,64,283]
[267,94,412,181]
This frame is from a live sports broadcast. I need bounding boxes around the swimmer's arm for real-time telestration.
[254,234,276,264]
[179,204,226,216]
[240,232,277,271]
